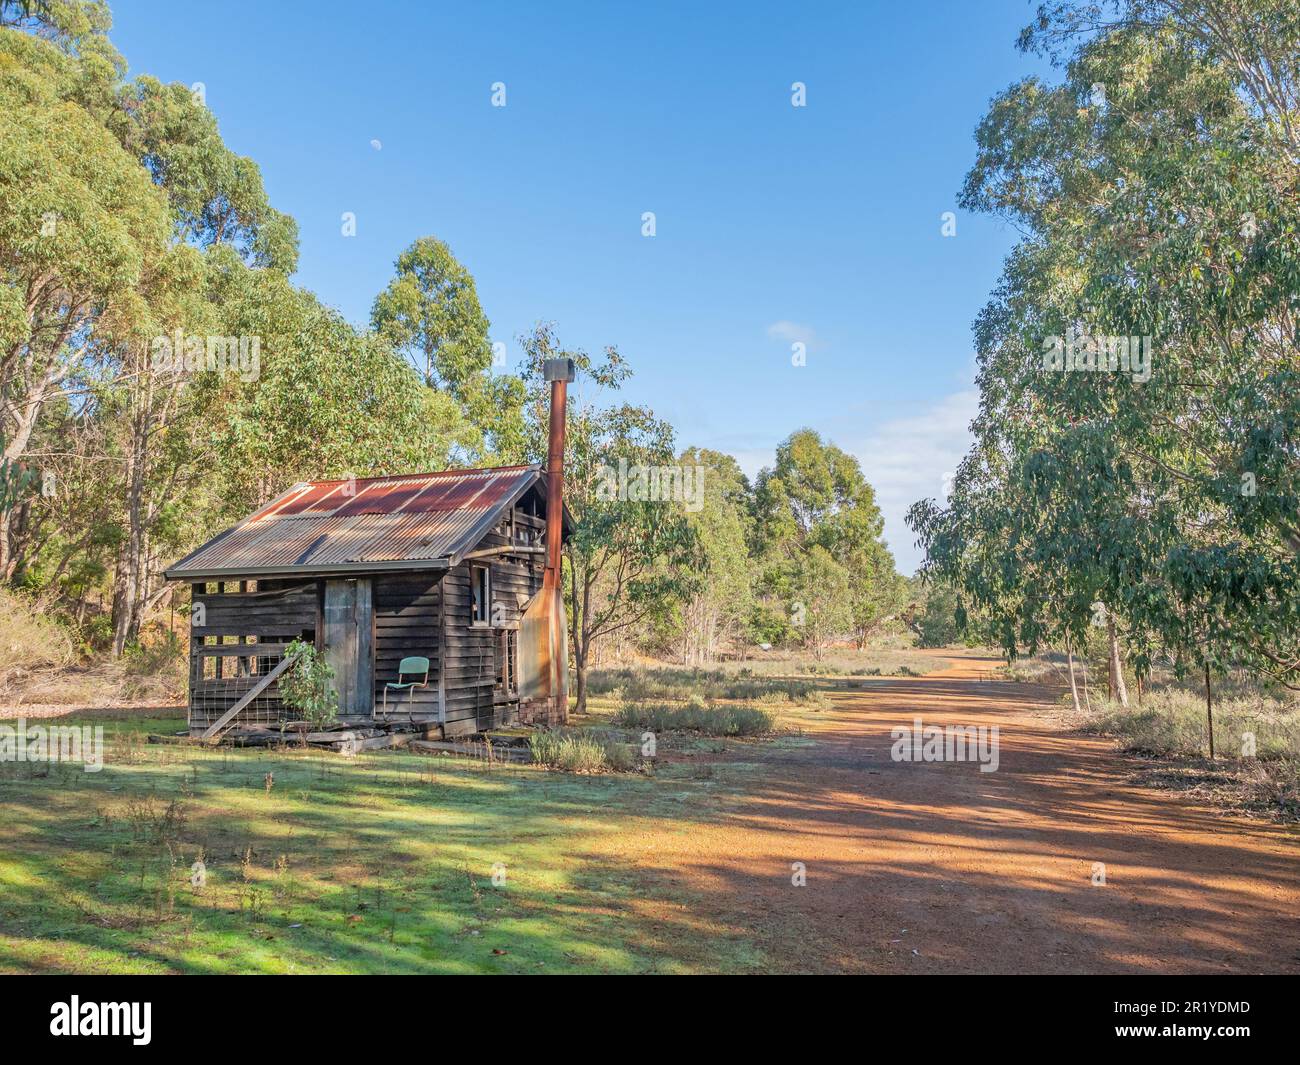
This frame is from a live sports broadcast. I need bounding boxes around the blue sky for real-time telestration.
[109,0,1047,572]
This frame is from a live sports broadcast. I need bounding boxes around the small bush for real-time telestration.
[278,639,339,728]
[529,729,633,773]
[602,741,636,772]
[122,630,184,676]
[614,701,775,737]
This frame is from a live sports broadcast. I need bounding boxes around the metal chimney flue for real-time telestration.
[516,356,575,724]
[542,357,575,591]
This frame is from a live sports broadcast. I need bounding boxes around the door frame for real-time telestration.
[320,578,375,717]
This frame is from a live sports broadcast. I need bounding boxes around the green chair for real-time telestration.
[383,656,430,710]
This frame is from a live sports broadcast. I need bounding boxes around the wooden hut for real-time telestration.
[164,463,573,738]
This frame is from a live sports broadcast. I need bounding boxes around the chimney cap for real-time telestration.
[543,357,576,383]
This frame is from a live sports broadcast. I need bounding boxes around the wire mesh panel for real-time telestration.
[189,648,301,731]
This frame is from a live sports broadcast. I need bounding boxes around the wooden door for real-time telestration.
[322,578,374,716]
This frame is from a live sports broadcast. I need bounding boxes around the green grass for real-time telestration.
[721,649,948,678]
[0,714,768,974]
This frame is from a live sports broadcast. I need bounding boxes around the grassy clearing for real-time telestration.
[0,712,774,974]
[614,700,775,737]
[1081,686,1300,820]
[581,665,829,742]
[582,650,948,709]
[584,666,825,705]
[721,649,947,678]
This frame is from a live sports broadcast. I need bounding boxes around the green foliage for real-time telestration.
[277,639,338,728]
[371,236,492,396]
[0,450,36,515]
[654,447,754,663]
[206,272,475,520]
[914,581,962,648]
[370,237,524,462]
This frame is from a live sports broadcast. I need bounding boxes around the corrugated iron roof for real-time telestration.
[166,465,543,580]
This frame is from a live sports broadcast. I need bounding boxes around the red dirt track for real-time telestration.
[598,650,1300,973]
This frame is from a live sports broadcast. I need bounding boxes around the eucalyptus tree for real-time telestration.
[669,447,754,664]
[755,429,900,653]
[372,237,491,395]
[99,67,299,652]
[0,24,171,581]
[371,236,528,461]
[910,0,1300,692]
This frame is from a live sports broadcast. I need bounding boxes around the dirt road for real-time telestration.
[596,650,1300,974]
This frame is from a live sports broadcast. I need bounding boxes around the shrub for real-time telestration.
[278,639,339,728]
[122,629,184,676]
[1083,685,1300,820]
[529,729,633,773]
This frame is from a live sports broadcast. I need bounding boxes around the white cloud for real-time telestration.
[851,388,978,576]
[765,320,819,349]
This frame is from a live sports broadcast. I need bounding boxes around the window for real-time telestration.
[497,629,517,694]
[470,564,491,626]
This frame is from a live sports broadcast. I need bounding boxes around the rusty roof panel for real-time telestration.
[166,465,539,579]
[251,481,343,519]
[332,478,431,517]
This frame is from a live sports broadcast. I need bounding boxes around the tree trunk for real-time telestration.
[1106,614,1129,707]
[1204,662,1215,759]
[568,567,593,717]
[1065,634,1081,713]
[111,403,149,657]
[0,508,11,582]
[573,636,588,716]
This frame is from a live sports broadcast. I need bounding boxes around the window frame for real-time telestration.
[469,563,491,627]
